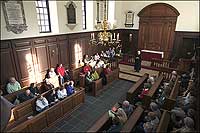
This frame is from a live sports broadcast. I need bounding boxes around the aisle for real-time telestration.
[43,79,133,132]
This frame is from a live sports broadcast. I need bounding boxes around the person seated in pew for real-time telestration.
[107,115,123,132]
[91,69,100,81]
[6,77,21,94]
[104,64,112,75]
[45,68,60,88]
[46,89,59,106]
[156,83,171,106]
[57,85,67,100]
[170,107,186,128]
[122,100,135,118]
[108,106,128,125]
[85,71,93,92]
[106,50,111,58]
[138,83,150,99]
[65,81,75,96]
[180,73,191,92]
[36,95,49,113]
[143,112,160,132]
[83,54,90,64]
[187,108,195,120]
[100,51,107,57]
[99,65,107,86]
[94,53,100,61]
[172,117,195,132]
[149,102,161,118]
[94,59,104,69]
[17,89,34,103]
[148,76,155,85]
[83,63,92,74]
[29,83,39,96]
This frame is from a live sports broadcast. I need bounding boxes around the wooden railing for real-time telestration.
[151,58,179,69]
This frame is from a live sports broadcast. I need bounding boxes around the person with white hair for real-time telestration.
[173,117,195,132]
[150,102,161,118]
[122,100,134,117]
[6,77,21,94]
[45,68,59,88]
[134,50,142,72]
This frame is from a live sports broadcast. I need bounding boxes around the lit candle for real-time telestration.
[117,33,119,41]
[114,33,116,39]
[93,33,95,40]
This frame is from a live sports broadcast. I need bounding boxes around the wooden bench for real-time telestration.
[126,73,149,104]
[143,74,164,107]
[6,87,85,132]
[156,109,171,133]
[162,76,181,111]
[4,82,43,103]
[120,106,144,132]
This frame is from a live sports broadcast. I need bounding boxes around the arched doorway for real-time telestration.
[138,3,180,60]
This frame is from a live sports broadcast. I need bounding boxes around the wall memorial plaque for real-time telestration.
[2,0,28,34]
[125,11,134,27]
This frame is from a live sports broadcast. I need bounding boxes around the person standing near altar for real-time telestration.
[134,51,142,72]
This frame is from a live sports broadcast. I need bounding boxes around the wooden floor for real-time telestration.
[119,64,159,82]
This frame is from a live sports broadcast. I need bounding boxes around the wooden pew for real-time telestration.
[4,82,43,103]
[6,87,85,132]
[126,73,149,104]
[87,103,120,132]
[120,106,144,132]
[143,74,164,107]
[156,110,171,132]
[162,76,181,111]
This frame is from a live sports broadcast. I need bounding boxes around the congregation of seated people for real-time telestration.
[168,67,197,132]
[106,100,135,132]
[35,80,75,114]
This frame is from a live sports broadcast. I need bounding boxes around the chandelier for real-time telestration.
[90,0,121,46]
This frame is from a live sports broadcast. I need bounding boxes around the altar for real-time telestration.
[141,50,164,61]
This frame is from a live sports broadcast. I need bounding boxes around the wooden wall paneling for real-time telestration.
[0,41,17,86]
[34,45,49,82]
[47,43,59,68]
[12,39,35,86]
[58,35,70,69]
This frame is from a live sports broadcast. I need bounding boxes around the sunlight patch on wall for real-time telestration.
[74,43,83,68]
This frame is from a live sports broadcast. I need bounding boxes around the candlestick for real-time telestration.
[91,33,92,39]
[113,33,116,39]
[110,34,112,42]
[117,33,119,41]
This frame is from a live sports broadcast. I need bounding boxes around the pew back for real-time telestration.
[143,74,164,107]
[126,73,149,104]
[120,106,144,132]
[7,88,85,132]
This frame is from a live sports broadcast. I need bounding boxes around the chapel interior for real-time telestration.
[0,0,199,132]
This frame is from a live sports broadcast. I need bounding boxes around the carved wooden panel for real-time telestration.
[0,49,16,85]
[59,41,70,68]
[62,97,73,114]
[48,44,59,68]
[34,46,48,73]
[14,47,35,86]
[30,113,47,132]
[46,104,62,126]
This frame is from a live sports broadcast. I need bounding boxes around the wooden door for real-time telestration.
[138,3,179,59]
